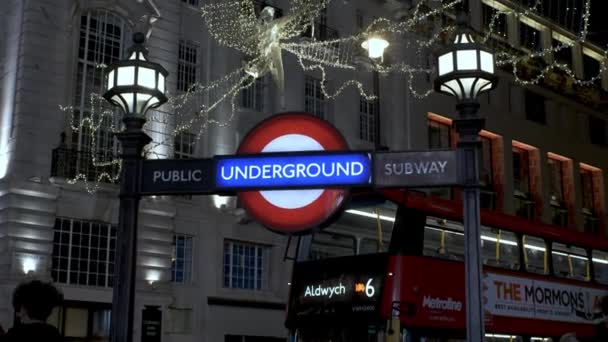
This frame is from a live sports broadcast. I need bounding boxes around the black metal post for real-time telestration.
[111,116,151,342]
[454,100,485,342]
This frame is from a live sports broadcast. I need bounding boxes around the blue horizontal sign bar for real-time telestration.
[216,152,372,190]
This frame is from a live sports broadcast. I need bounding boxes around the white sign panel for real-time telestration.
[485,272,608,324]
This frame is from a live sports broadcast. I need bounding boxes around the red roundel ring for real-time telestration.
[237,112,350,234]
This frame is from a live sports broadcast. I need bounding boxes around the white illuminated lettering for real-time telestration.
[296,164,306,178]
[405,163,413,174]
[307,163,321,177]
[283,164,295,178]
[384,164,392,176]
[351,162,363,176]
[249,165,261,179]
[272,164,282,178]
[438,160,448,172]
[336,162,349,176]
[235,166,247,180]
[220,166,234,180]
[262,165,271,178]
[303,283,347,299]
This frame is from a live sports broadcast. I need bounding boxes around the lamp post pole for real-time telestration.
[111,116,151,342]
[454,100,486,342]
[103,32,168,342]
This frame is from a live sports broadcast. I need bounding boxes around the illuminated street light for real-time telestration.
[362,36,389,60]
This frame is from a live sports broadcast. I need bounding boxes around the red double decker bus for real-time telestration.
[287,190,608,341]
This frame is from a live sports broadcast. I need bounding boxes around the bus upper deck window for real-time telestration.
[592,250,608,284]
[423,220,464,261]
[552,243,589,281]
[523,235,548,275]
[481,227,520,270]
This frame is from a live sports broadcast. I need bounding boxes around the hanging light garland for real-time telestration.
[63,0,607,193]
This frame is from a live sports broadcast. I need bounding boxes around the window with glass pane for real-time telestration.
[512,147,530,195]
[73,11,126,154]
[482,4,507,38]
[223,241,268,290]
[174,132,196,159]
[593,250,608,285]
[172,234,193,283]
[523,235,547,274]
[423,220,464,261]
[178,40,198,92]
[480,136,493,187]
[589,116,607,146]
[548,158,565,205]
[241,76,264,112]
[583,54,601,85]
[552,243,589,281]
[481,227,519,270]
[520,22,541,51]
[428,120,451,149]
[52,218,116,287]
[311,232,356,259]
[580,168,595,212]
[553,39,571,69]
[359,96,376,143]
[525,91,546,124]
[305,76,326,118]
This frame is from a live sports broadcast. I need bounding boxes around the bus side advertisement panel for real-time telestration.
[485,273,607,324]
[384,256,608,334]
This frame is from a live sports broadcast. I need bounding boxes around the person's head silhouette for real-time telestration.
[12,280,63,323]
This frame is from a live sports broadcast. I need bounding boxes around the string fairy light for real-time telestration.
[62,0,608,193]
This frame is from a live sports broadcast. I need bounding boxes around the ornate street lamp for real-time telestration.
[104,33,168,117]
[103,32,168,342]
[434,25,497,102]
[434,10,498,342]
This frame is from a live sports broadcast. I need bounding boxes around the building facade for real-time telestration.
[0,0,606,341]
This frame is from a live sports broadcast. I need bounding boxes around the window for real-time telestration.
[177,40,198,92]
[223,241,268,290]
[547,158,565,205]
[51,303,112,341]
[481,227,519,270]
[524,91,546,124]
[583,54,601,84]
[512,147,530,195]
[73,11,126,154]
[305,76,326,118]
[241,77,264,112]
[480,136,493,187]
[181,0,198,6]
[52,218,116,287]
[482,4,507,38]
[174,132,196,159]
[552,243,589,281]
[311,232,356,259]
[552,39,571,69]
[580,165,602,234]
[523,235,547,274]
[172,234,193,283]
[548,157,568,226]
[520,22,541,51]
[423,221,464,261]
[428,120,451,149]
[589,116,607,146]
[359,96,376,143]
[580,168,595,212]
[592,250,608,285]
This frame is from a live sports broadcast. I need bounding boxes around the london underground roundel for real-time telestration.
[237,113,350,234]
